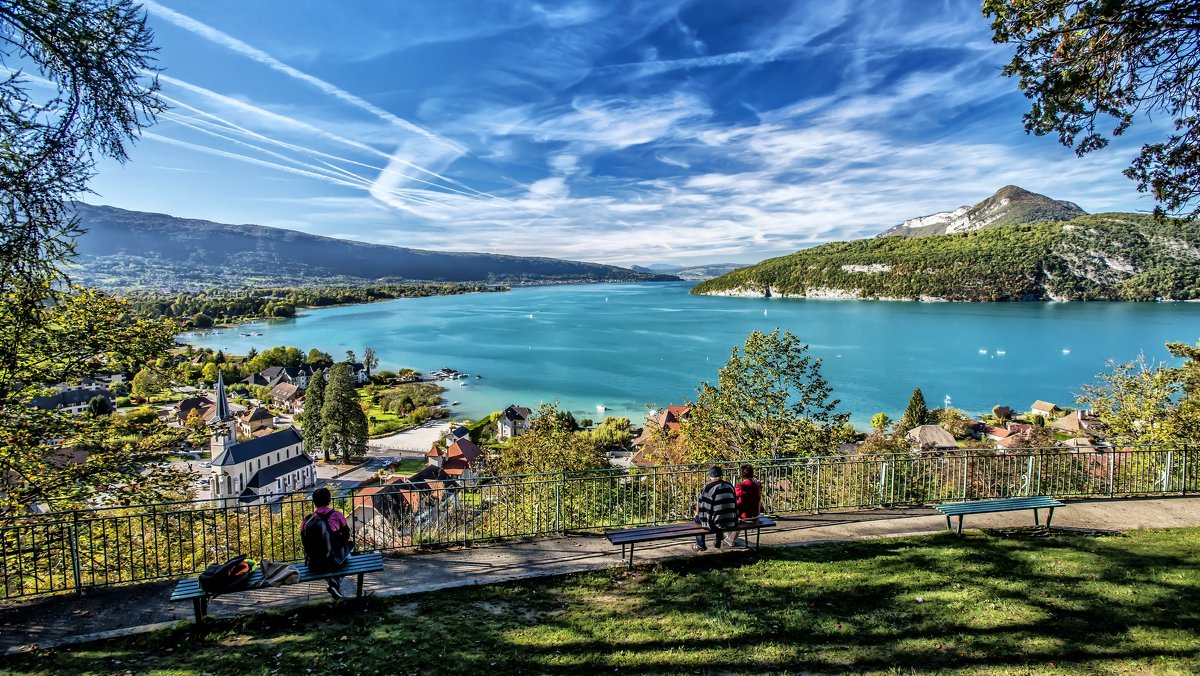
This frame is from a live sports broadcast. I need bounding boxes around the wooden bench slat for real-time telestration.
[170,553,384,602]
[606,516,778,568]
[932,497,1063,534]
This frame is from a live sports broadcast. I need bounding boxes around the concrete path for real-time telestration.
[2,495,1198,654]
[370,421,450,453]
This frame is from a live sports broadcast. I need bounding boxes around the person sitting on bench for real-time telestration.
[693,466,737,552]
[725,464,763,546]
[301,487,353,599]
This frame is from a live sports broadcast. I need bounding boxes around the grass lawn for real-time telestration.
[391,458,427,475]
[5,528,1198,675]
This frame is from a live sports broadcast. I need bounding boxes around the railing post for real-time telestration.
[69,510,83,595]
[1108,451,1115,497]
[878,461,888,508]
[1183,444,1189,496]
[1162,450,1174,493]
[961,453,969,500]
[813,458,821,514]
[556,471,565,534]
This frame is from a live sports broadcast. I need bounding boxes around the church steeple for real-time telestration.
[210,371,237,459]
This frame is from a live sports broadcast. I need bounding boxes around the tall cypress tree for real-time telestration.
[899,387,930,432]
[303,367,327,461]
[321,362,368,464]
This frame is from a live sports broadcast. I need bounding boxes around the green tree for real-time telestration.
[898,387,931,432]
[321,362,367,464]
[587,416,633,454]
[201,362,219,385]
[683,329,848,461]
[86,394,112,417]
[870,412,891,433]
[934,408,975,440]
[303,367,327,462]
[130,368,159,400]
[492,404,606,475]
[191,313,213,329]
[992,405,1015,422]
[985,0,1200,219]
[1079,354,1184,443]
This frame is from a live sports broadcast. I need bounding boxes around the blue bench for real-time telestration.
[170,552,383,622]
[934,496,1064,533]
[604,516,777,569]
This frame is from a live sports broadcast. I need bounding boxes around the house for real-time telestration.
[350,468,457,548]
[439,439,485,480]
[269,382,302,413]
[1050,410,1102,435]
[905,425,958,450]
[977,423,1013,442]
[630,405,690,449]
[350,363,369,384]
[496,405,532,440]
[1030,400,1060,418]
[1061,437,1097,453]
[239,406,275,437]
[29,384,115,414]
[241,373,271,387]
[208,374,314,506]
[449,425,470,442]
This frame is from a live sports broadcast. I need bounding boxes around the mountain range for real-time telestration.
[694,187,1200,302]
[67,203,678,290]
[630,263,746,280]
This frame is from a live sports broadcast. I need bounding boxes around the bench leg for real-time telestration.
[356,572,365,599]
[1046,507,1055,530]
[1033,508,1040,526]
[627,543,635,570]
[957,515,964,534]
[192,596,209,623]
[945,515,952,531]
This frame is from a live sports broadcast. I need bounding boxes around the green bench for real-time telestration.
[934,496,1064,534]
[604,516,777,569]
[170,552,383,622]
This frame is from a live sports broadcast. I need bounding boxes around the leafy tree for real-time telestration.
[933,408,975,440]
[321,362,367,463]
[1078,353,1183,443]
[992,405,1015,422]
[191,313,213,329]
[305,348,333,368]
[0,0,164,363]
[302,367,327,462]
[898,387,931,432]
[870,412,891,433]
[985,0,1200,219]
[1032,414,1046,427]
[587,416,633,454]
[86,394,112,417]
[362,346,378,376]
[130,368,159,400]
[682,329,848,461]
[201,362,219,385]
[492,404,606,475]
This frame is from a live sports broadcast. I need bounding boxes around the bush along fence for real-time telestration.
[1,444,1196,600]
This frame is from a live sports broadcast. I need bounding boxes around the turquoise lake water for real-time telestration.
[181,282,1200,427]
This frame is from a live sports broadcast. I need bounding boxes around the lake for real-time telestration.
[181,282,1200,427]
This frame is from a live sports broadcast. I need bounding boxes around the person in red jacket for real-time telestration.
[734,464,762,518]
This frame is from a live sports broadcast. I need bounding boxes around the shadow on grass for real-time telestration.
[3,529,1198,675]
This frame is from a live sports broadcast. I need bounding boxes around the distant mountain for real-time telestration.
[631,262,747,280]
[878,186,1086,238]
[694,213,1200,301]
[67,203,679,290]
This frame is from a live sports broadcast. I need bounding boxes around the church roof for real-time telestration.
[213,427,303,466]
[246,452,313,489]
[213,372,232,422]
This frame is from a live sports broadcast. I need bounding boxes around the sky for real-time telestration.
[85,0,1165,266]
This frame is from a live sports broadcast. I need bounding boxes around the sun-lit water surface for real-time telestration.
[181,282,1200,426]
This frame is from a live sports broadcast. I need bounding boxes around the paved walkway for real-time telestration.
[2,495,1198,653]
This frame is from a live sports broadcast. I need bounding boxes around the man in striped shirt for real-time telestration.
[693,466,738,551]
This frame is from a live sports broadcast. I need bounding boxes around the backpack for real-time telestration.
[302,510,350,571]
[198,555,255,595]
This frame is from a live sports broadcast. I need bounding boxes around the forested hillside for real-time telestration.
[693,214,1200,301]
[68,203,678,290]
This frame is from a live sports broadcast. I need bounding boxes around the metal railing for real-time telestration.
[1,444,1195,600]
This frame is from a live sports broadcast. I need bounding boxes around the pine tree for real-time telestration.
[899,387,930,432]
[303,367,327,461]
[321,362,367,464]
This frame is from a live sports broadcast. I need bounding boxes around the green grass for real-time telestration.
[391,458,427,475]
[5,528,1198,675]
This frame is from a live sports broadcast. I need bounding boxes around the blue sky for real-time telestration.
[86,0,1162,265]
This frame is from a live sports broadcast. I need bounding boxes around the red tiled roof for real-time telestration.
[446,439,483,465]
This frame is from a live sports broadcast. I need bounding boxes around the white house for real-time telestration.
[209,374,314,506]
[496,405,532,440]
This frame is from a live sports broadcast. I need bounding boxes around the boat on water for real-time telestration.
[475,375,481,379]
[451,401,460,406]
[459,382,468,386]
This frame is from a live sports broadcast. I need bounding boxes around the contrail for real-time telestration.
[142,0,463,154]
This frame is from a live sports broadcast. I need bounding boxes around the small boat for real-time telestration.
[475,375,481,379]
[1062,348,1071,354]
[996,350,1006,355]
[459,382,468,387]
[978,349,988,354]
[451,401,460,406]
[596,404,606,412]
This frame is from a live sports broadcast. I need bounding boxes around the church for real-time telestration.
[208,373,315,506]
